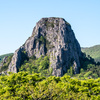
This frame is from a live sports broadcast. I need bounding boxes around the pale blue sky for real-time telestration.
[0,0,100,55]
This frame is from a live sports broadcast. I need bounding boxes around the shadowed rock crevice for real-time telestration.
[8,17,82,76]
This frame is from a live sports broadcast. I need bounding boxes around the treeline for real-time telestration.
[0,72,100,99]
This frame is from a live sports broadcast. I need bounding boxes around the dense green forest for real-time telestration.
[0,53,13,64]
[74,64,100,79]
[0,72,100,100]
[1,51,100,99]
[81,45,100,62]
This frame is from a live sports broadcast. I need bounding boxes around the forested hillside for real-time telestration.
[0,53,13,64]
[81,45,100,62]
[0,46,100,99]
[0,18,100,100]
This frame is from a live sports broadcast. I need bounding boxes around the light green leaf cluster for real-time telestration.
[0,72,100,99]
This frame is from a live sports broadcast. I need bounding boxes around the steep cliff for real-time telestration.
[8,17,82,76]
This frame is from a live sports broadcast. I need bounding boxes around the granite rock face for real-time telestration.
[8,17,82,76]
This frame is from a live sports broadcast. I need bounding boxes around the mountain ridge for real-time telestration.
[81,44,100,62]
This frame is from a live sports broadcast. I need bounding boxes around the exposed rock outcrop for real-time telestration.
[8,17,82,76]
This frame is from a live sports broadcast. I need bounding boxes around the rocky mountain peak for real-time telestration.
[8,17,82,76]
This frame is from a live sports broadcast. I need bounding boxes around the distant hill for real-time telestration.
[0,53,13,64]
[81,45,100,62]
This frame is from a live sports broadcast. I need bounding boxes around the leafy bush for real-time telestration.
[19,56,51,77]
[0,72,100,99]
[92,73,98,78]
[67,66,74,76]
[39,36,46,43]
[84,71,92,78]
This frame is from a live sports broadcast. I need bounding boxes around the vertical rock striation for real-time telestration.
[8,17,82,76]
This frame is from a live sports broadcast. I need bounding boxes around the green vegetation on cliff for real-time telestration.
[17,52,100,79]
[19,55,52,77]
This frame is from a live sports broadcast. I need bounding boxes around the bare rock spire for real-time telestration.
[8,17,82,76]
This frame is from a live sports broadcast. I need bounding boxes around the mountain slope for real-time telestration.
[81,45,100,62]
[8,17,82,76]
[0,53,13,64]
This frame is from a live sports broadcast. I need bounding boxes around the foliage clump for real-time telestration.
[19,56,51,77]
[0,72,100,99]
[75,64,100,79]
